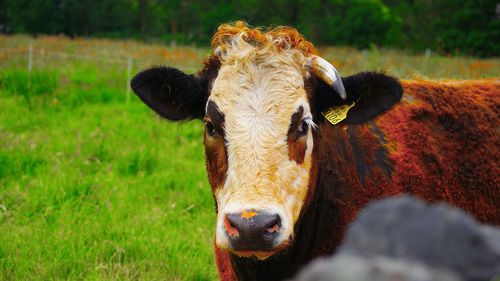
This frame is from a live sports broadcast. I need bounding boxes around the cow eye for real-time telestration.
[205,121,217,137]
[298,119,309,135]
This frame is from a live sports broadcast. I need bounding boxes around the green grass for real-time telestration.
[0,35,499,280]
[0,67,217,280]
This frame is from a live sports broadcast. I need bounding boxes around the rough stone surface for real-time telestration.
[293,254,461,281]
[293,196,500,281]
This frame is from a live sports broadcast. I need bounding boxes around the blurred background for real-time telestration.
[0,1,499,281]
[1,0,500,57]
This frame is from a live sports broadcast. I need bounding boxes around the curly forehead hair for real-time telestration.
[210,21,318,60]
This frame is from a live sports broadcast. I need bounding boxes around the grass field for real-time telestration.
[0,35,499,280]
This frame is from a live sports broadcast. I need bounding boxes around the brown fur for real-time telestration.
[287,107,308,164]
[287,138,307,164]
[205,133,228,195]
[211,21,317,58]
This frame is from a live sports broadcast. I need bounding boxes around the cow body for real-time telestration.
[131,22,499,281]
[215,79,500,280]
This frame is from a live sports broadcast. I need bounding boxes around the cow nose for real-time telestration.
[224,210,282,251]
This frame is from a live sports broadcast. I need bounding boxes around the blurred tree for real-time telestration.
[313,0,402,48]
[384,0,500,56]
[1,0,498,56]
[433,0,500,57]
[139,0,148,37]
[0,0,6,32]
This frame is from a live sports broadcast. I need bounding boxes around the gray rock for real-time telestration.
[294,254,462,281]
[293,196,500,281]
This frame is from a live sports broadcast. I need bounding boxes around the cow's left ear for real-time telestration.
[131,66,208,121]
[314,72,403,125]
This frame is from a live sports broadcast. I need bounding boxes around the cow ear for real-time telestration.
[314,72,403,125]
[130,67,207,121]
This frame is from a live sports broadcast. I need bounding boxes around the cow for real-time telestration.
[130,21,499,281]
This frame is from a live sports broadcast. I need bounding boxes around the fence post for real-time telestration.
[28,45,33,72]
[27,45,33,89]
[126,56,132,103]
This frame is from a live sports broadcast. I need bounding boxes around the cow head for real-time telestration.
[131,22,402,260]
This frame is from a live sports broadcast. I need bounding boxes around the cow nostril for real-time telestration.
[266,223,280,233]
[224,214,240,238]
[265,215,281,234]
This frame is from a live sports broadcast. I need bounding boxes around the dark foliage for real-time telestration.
[1,0,499,57]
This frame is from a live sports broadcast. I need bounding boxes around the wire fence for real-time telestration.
[1,45,145,103]
[1,42,499,99]
[0,44,204,103]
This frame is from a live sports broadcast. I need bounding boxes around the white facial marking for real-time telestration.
[208,34,315,257]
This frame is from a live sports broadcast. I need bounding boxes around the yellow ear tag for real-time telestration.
[322,102,356,125]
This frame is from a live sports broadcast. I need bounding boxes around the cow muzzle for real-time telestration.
[222,209,285,257]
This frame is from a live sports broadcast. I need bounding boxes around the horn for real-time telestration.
[306,56,346,100]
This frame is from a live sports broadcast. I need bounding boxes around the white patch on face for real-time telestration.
[208,37,315,255]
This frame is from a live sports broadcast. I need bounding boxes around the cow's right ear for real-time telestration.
[131,67,207,121]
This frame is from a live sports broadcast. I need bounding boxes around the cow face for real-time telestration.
[131,23,403,260]
[206,40,315,259]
